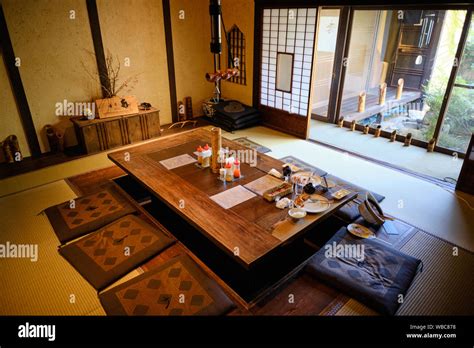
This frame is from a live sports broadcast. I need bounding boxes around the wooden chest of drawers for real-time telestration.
[72,108,161,154]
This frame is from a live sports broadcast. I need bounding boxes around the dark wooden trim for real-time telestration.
[86,0,110,98]
[162,0,178,123]
[252,2,263,108]
[334,7,354,123]
[325,6,350,124]
[0,4,41,157]
[260,105,308,138]
[432,10,472,147]
[454,82,474,89]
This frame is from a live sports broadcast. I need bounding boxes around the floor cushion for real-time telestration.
[306,227,421,315]
[59,215,174,290]
[211,100,261,131]
[99,255,235,316]
[45,187,136,243]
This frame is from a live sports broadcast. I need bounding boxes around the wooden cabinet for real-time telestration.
[72,108,160,154]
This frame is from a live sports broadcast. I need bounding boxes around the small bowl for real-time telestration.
[358,193,385,226]
[288,207,307,220]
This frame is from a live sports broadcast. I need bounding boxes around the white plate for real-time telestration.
[302,195,330,213]
[347,223,375,239]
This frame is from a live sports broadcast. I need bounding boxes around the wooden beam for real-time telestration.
[252,2,262,108]
[327,6,350,124]
[0,4,41,157]
[162,0,178,123]
[334,7,354,123]
[86,0,110,98]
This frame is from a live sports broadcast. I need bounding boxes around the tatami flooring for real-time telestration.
[309,120,463,183]
[0,124,473,315]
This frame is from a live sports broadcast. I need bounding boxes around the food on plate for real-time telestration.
[294,193,310,207]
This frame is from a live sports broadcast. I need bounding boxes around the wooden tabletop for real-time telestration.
[108,128,356,268]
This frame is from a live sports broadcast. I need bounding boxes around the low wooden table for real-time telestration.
[108,128,356,269]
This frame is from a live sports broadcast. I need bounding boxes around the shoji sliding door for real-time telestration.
[254,3,317,138]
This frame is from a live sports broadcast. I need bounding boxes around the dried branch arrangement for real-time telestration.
[82,50,140,98]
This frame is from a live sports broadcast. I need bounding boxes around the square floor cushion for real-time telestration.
[45,187,136,243]
[306,227,421,315]
[99,255,235,316]
[59,214,174,290]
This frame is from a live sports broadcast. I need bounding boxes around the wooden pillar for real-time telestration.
[390,130,397,142]
[396,78,404,100]
[379,83,387,105]
[350,120,356,131]
[358,92,366,112]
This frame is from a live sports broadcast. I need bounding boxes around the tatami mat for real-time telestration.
[0,180,103,315]
[397,231,474,315]
[309,120,463,182]
[333,299,378,316]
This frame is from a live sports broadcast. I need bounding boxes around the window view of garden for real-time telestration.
[337,9,472,154]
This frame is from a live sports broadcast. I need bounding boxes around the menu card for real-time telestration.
[210,185,256,209]
[159,154,197,170]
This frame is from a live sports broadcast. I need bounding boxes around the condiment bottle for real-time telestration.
[196,146,203,165]
[219,168,226,181]
[233,158,241,178]
[202,144,211,168]
[225,162,233,182]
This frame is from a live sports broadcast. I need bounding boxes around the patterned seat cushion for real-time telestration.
[306,227,421,315]
[99,255,235,316]
[45,187,136,243]
[59,215,174,290]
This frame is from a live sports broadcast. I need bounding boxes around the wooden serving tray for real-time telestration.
[263,182,293,202]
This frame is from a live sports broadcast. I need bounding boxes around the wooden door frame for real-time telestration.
[311,6,350,124]
[253,0,318,139]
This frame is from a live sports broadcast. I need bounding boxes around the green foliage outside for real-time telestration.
[421,15,473,153]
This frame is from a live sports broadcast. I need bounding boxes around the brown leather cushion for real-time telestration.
[45,187,136,243]
[99,255,235,316]
[59,215,174,290]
